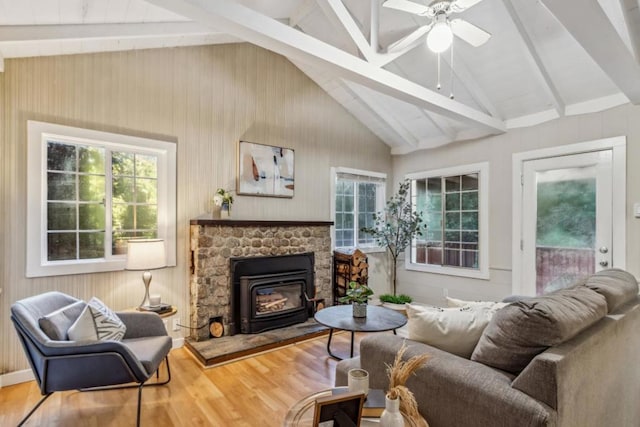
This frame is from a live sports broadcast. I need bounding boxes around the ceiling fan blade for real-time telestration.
[451,0,484,12]
[386,24,433,53]
[382,0,433,17]
[450,19,491,47]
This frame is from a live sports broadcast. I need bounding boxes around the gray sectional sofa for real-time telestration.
[335,269,640,427]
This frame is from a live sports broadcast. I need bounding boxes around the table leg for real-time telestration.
[393,329,397,335]
[326,328,343,361]
[350,331,355,358]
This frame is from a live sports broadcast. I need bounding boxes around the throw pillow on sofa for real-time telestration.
[446,297,509,314]
[470,286,607,374]
[406,303,496,358]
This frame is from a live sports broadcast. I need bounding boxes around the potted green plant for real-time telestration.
[361,179,424,297]
[339,281,374,318]
[379,294,413,313]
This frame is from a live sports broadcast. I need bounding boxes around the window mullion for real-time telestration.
[105,150,114,259]
[353,182,359,247]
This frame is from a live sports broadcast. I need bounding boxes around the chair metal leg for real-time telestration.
[17,392,53,427]
[136,383,143,427]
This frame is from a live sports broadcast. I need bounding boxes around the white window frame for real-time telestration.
[330,167,387,252]
[26,120,177,278]
[405,162,490,279]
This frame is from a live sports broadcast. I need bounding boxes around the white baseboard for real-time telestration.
[1,337,184,388]
[0,369,35,388]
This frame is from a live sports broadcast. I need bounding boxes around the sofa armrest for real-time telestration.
[117,311,168,338]
[356,334,555,427]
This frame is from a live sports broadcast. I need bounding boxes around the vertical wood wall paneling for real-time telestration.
[0,43,392,375]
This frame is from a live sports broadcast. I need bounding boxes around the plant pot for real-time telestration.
[382,302,407,315]
[352,302,367,318]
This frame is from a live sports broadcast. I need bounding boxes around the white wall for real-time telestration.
[0,43,392,376]
[393,103,640,306]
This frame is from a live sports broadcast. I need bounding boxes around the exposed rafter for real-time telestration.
[146,0,505,133]
[501,0,565,115]
[619,0,640,61]
[289,0,317,28]
[0,22,215,41]
[542,0,640,104]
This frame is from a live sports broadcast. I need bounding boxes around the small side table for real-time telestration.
[134,306,177,318]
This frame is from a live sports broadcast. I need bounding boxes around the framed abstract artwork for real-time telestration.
[237,140,295,198]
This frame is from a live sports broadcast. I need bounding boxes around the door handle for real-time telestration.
[599,246,609,254]
[599,260,609,267]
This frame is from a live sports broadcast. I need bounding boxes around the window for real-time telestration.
[406,162,489,279]
[27,121,176,277]
[331,167,386,250]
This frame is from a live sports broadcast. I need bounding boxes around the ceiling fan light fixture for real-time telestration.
[427,20,453,53]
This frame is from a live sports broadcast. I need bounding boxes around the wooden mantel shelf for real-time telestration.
[190,217,333,227]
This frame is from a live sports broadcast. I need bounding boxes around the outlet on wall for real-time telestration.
[172,318,180,332]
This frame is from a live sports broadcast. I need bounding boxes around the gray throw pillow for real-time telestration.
[471,286,607,374]
[584,269,639,313]
[38,300,87,340]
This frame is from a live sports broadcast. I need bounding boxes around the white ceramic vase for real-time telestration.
[380,395,404,427]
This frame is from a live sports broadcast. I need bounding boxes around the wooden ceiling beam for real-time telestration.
[501,0,565,115]
[542,0,640,103]
[146,0,505,133]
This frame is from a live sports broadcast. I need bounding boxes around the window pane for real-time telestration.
[462,174,478,191]
[47,203,76,230]
[48,233,76,261]
[461,231,478,243]
[113,177,135,202]
[344,213,354,229]
[445,176,460,192]
[113,204,134,229]
[47,173,76,201]
[461,251,478,268]
[344,230,354,245]
[136,154,158,178]
[445,230,460,242]
[461,212,478,230]
[47,142,76,172]
[445,192,460,211]
[461,192,478,210]
[79,204,105,230]
[136,205,158,230]
[136,178,158,203]
[79,232,105,259]
[112,152,135,176]
[344,195,354,212]
[79,175,105,202]
[78,146,105,174]
[428,177,442,193]
[444,249,460,266]
[445,212,460,229]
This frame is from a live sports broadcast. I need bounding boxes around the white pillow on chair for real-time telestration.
[67,297,126,342]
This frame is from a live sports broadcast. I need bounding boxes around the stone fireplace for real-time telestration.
[189,219,332,341]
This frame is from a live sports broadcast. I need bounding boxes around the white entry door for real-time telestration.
[520,150,613,295]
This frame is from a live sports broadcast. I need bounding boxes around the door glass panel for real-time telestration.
[535,168,596,294]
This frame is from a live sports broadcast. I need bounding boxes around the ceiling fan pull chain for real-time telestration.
[437,52,441,91]
[450,37,455,99]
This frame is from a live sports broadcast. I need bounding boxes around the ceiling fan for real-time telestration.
[383,0,491,53]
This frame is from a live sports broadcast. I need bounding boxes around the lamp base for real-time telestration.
[139,271,152,308]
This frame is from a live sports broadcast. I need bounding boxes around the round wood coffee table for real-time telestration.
[314,305,407,360]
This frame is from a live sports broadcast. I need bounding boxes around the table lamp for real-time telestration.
[125,239,166,308]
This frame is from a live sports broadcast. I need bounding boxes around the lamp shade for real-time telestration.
[427,21,453,53]
[125,239,166,271]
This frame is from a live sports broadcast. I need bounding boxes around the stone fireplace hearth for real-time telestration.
[189,219,332,341]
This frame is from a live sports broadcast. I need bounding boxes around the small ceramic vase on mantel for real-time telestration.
[380,395,404,427]
[220,202,231,219]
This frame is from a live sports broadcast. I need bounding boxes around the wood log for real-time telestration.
[209,321,224,338]
[263,298,288,309]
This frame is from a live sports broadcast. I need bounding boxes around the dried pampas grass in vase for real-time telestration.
[385,342,430,427]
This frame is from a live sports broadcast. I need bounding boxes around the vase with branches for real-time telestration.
[361,179,423,296]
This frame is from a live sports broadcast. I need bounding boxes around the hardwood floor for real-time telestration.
[0,332,366,427]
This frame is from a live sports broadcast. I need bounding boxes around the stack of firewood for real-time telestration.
[334,249,369,299]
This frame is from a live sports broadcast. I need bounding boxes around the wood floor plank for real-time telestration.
[0,331,370,426]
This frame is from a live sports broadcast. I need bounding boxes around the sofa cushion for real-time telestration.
[406,303,495,358]
[584,268,639,313]
[471,286,607,374]
[38,300,86,340]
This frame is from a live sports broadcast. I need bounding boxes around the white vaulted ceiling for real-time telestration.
[0,0,638,154]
